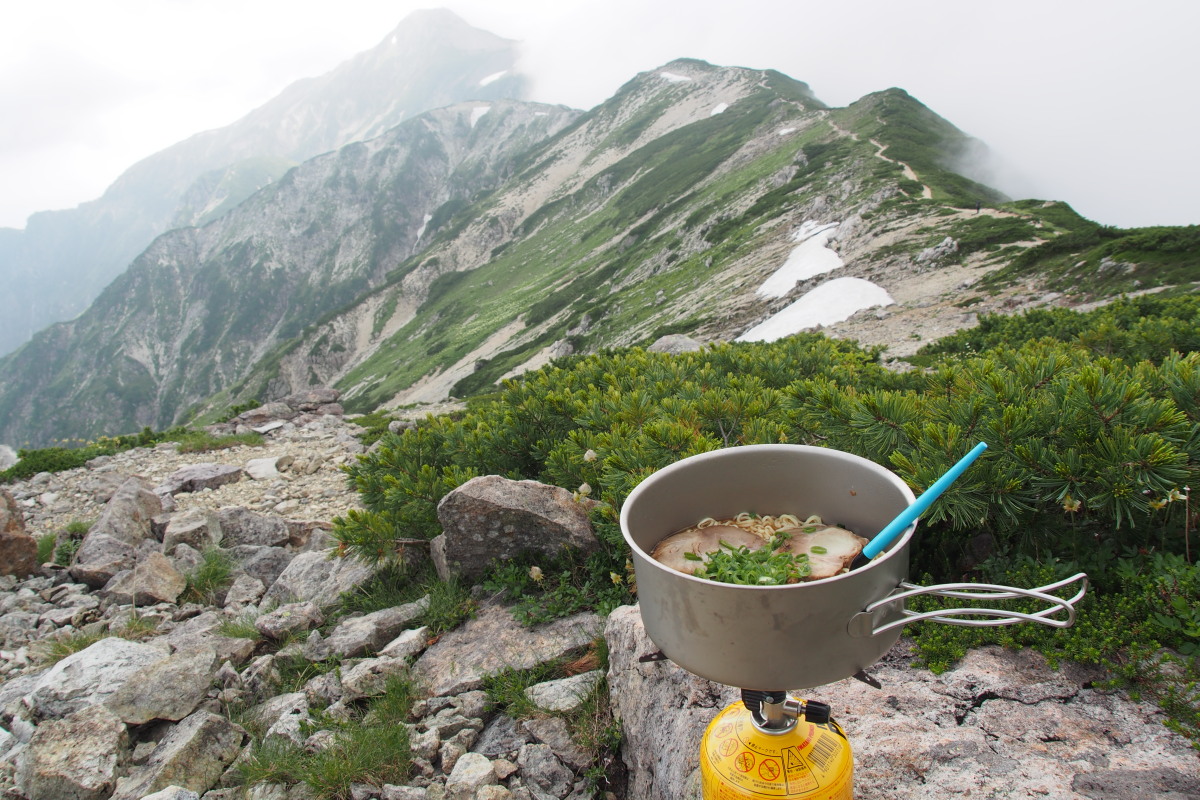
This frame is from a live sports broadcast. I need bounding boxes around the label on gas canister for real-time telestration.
[699,703,853,800]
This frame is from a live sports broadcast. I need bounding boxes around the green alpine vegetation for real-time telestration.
[335,294,1200,741]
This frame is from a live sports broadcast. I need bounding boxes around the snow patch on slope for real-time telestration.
[737,278,895,343]
[416,213,433,241]
[470,106,491,128]
[756,221,843,298]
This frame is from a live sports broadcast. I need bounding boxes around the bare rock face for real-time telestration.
[603,604,1200,800]
[604,605,735,800]
[0,490,39,578]
[433,475,598,582]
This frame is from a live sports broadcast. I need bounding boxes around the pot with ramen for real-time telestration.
[619,444,1087,690]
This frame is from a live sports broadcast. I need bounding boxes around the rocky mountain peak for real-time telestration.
[0,8,531,360]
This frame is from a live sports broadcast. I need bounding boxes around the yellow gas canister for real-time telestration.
[699,698,853,800]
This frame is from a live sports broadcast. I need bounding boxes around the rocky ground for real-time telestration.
[0,399,1197,800]
[10,415,367,544]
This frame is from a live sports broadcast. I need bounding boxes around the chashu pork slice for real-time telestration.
[774,525,869,580]
[650,525,767,575]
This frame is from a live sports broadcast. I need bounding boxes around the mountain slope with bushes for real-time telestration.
[1,57,1198,449]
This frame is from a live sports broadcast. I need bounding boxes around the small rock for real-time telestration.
[254,601,324,640]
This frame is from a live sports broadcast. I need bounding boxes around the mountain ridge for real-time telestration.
[2,53,1196,449]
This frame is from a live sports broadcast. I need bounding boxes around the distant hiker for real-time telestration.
[975,201,981,214]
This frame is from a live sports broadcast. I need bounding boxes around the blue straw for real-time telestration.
[856,441,988,564]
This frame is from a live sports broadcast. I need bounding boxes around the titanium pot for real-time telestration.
[619,444,1087,690]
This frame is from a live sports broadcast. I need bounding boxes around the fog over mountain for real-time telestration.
[0,9,528,358]
[0,9,1196,451]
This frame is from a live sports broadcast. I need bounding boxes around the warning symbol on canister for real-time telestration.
[700,702,854,800]
[783,747,817,793]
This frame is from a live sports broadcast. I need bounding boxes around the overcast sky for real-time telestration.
[2,0,1197,230]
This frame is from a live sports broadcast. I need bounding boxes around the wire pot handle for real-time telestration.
[861,572,1088,635]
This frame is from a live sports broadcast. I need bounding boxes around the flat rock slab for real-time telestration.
[604,604,1200,800]
[27,636,171,720]
[261,549,375,609]
[413,603,604,697]
[156,464,244,497]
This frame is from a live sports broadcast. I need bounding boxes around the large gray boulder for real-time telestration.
[26,636,170,720]
[100,551,187,606]
[155,464,244,497]
[646,333,704,354]
[340,655,411,702]
[227,544,294,589]
[68,532,138,589]
[254,600,324,641]
[103,645,219,725]
[282,387,340,409]
[310,596,429,659]
[161,508,220,552]
[108,710,247,800]
[87,477,162,545]
[15,704,128,800]
[152,611,258,667]
[517,743,575,799]
[215,507,290,548]
[69,476,163,587]
[433,475,598,582]
[261,549,374,609]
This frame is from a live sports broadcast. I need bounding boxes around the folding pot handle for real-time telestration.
[848,573,1088,638]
